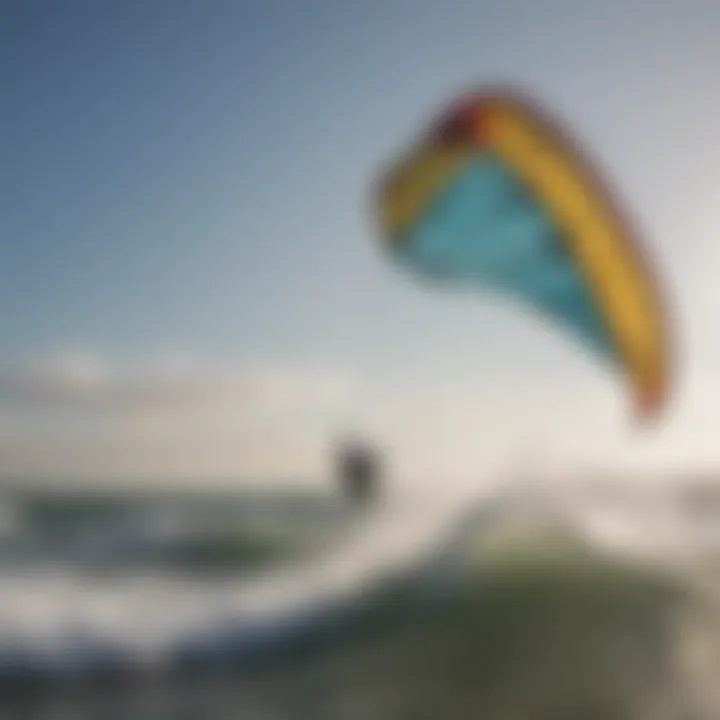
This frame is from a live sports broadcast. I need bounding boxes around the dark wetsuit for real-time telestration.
[338,444,380,505]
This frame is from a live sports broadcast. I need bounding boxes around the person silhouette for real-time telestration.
[336,439,381,506]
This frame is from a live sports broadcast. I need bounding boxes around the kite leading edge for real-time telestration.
[374,89,671,422]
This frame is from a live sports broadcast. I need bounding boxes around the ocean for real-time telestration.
[1,478,720,718]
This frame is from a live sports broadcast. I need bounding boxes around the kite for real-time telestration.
[374,89,671,421]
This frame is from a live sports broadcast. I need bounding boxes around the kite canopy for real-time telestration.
[375,89,670,421]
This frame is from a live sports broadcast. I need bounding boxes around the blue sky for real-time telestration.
[3,0,720,484]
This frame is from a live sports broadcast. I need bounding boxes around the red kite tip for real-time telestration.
[434,96,496,145]
[633,373,667,425]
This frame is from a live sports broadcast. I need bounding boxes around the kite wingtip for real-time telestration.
[633,373,668,425]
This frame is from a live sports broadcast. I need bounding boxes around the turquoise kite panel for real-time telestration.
[393,154,616,360]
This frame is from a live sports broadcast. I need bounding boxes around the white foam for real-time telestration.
[0,490,471,668]
[1,482,718,671]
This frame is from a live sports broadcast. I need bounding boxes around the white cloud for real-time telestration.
[0,352,353,413]
[0,352,357,485]
[0,351,109,401]
[0,348,719,488]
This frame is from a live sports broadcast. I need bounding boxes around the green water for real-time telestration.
[4,534,712,720]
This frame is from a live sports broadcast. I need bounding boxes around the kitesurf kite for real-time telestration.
[374,89,671,421]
